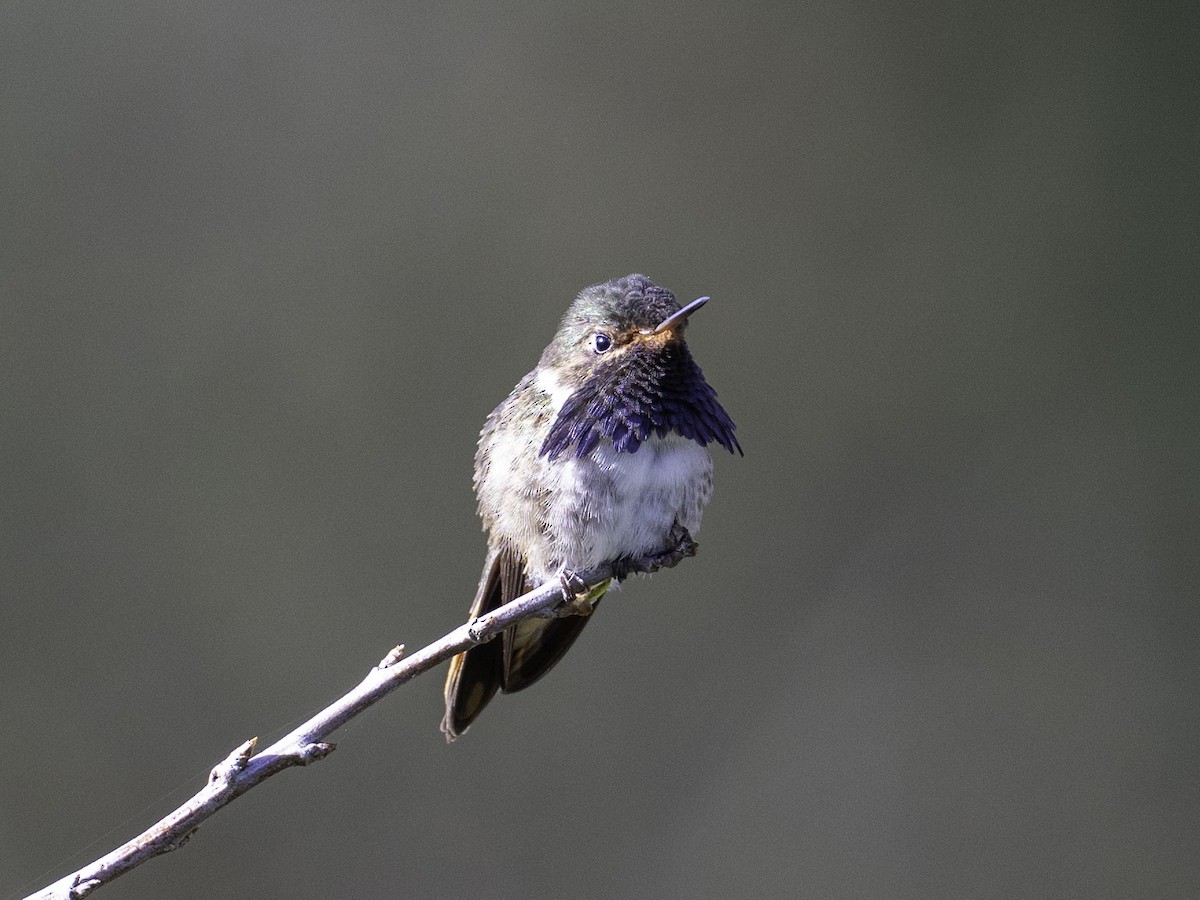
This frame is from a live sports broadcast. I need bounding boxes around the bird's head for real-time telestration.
[538,274,741,460]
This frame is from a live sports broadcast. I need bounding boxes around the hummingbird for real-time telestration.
[441,274,741,740]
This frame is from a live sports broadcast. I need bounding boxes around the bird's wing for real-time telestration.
[501,597,598,693]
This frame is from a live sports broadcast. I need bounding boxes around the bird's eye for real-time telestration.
[591,332,613,353]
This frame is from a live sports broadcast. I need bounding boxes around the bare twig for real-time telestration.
[24,564,616,900]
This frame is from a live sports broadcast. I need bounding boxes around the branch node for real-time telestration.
[466,617,487,643]
[69,876,101,899]
[298,742,336,764]
[209,737,257,786]
[377,645,406,668]
[167,827,199,852]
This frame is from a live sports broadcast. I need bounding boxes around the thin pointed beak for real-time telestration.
[643,295,711,335]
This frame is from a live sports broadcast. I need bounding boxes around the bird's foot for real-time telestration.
[554,569,602,617]
[612,523,699,579]
[644,522,699,571]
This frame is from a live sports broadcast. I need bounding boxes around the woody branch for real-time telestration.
[24,563,618,900]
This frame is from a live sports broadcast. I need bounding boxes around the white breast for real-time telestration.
[546,433,713,575]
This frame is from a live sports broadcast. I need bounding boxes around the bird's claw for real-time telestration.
[554,570,597,617]
[613,523,699,579]
[645,522,699,572]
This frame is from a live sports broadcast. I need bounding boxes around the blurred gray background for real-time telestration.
[2,2,1196,898]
